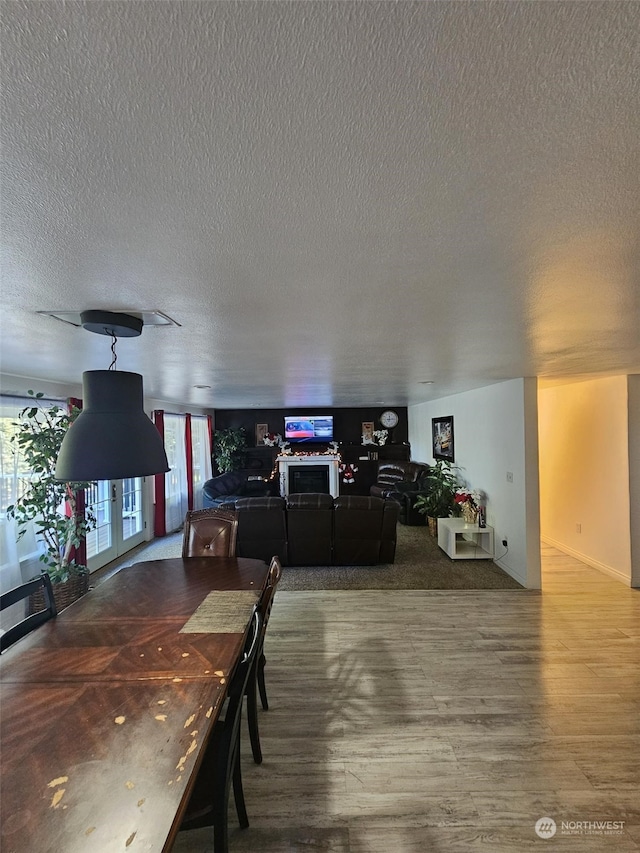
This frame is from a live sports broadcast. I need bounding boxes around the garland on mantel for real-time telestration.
[264,441,346,487]
[277,450,340,458]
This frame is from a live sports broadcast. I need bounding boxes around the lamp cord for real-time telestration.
[108,332,118,370]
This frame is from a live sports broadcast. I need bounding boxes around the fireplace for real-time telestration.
[289,465,330,495]
[277,454,341,498]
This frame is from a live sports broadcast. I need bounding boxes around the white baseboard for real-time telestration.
[493,557,528,588]
[541,535,631,586]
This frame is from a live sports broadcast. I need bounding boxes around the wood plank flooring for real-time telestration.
[173,545,640,852]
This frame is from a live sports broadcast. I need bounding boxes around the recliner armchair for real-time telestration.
[387,480,430,525]
[369,461,430,499]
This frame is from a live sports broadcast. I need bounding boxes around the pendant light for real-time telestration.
[55,311,169,481]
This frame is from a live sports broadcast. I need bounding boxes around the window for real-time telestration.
[163,414,189,532]
[191,416,213,510]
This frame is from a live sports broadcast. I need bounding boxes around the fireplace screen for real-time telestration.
[289,466,330,495]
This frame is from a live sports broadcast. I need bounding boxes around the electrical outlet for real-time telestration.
[506,471,513,483]
[576,523,581,534]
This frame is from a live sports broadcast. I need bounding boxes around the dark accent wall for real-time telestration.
[213,407,412,494]
[213,407,409,446]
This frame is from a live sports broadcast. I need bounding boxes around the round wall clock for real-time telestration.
[380,410,399,429]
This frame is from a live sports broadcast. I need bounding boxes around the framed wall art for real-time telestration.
[255,423,269,446]
[361,421,374,443]
[432,415,454,462]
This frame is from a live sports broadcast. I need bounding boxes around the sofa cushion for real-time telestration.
[234,497,288,565]
[333,495,385,565]
[287,493,334,510]
[286,493,334,565]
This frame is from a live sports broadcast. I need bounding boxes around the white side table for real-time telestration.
[437,518,495,560]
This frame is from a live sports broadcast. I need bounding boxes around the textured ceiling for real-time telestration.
[1,1,639,409]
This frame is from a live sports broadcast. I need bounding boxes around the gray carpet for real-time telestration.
[108,524,522,590]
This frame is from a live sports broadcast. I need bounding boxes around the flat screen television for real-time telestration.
[284,415,334,443]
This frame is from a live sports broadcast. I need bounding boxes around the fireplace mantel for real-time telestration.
[277,454,341,498]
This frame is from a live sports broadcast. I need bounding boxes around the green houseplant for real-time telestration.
[414,459,459,536]
[6,391,95,606]
[213,426,247,473]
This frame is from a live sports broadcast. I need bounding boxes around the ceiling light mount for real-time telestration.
[79,310,143,371]
[38,309,181,329]
[80,310,143,338]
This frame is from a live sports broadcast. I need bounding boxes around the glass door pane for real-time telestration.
[85,481,115,565]
[121,477,144,544]
[86,478,147,572]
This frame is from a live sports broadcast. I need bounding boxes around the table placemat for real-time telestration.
[180,590,260,634]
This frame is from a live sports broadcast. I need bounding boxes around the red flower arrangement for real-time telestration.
[454,488,482,509]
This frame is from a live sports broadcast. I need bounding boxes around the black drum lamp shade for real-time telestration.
[55,371,169,481]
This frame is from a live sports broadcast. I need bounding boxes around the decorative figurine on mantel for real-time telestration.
[372,428,389,446]
[361,425,388,446]
[263,433,292,454]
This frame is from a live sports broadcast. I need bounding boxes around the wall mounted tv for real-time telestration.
[284,415,334,443]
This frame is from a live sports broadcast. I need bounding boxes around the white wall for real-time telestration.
[628,375,640,587]
[0,374,83,403]
[0,374,209,417]
[408,379,540,588]
[538,376,633,584]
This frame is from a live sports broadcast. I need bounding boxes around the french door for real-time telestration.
[85,478,147,572]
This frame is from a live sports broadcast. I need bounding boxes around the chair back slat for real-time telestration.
[180,607,262,841]
[245,555,283,764]
[0,573,57,653]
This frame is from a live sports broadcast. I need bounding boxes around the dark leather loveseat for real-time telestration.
[220,494,398,566]
[202,470,275,508]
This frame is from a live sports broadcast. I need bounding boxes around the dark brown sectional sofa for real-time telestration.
[220,493,398,566]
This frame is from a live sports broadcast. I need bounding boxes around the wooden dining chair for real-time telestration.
[246,555,282,764]
[0,573,57,653]
[181,508,239,558]
[180,608,261,853]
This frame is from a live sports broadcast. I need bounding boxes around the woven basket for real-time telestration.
[29,572,89,615]
[427,516,438,537]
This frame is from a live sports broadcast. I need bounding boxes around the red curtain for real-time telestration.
[66,397,87,567]
[185,414,194,511]
[153,410,166,537]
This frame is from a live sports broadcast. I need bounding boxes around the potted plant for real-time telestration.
[414,459,459,536]
[213,426,247,473]
[6,391,96,610]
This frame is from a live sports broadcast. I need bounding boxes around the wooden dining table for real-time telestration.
[0,556,271,853]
